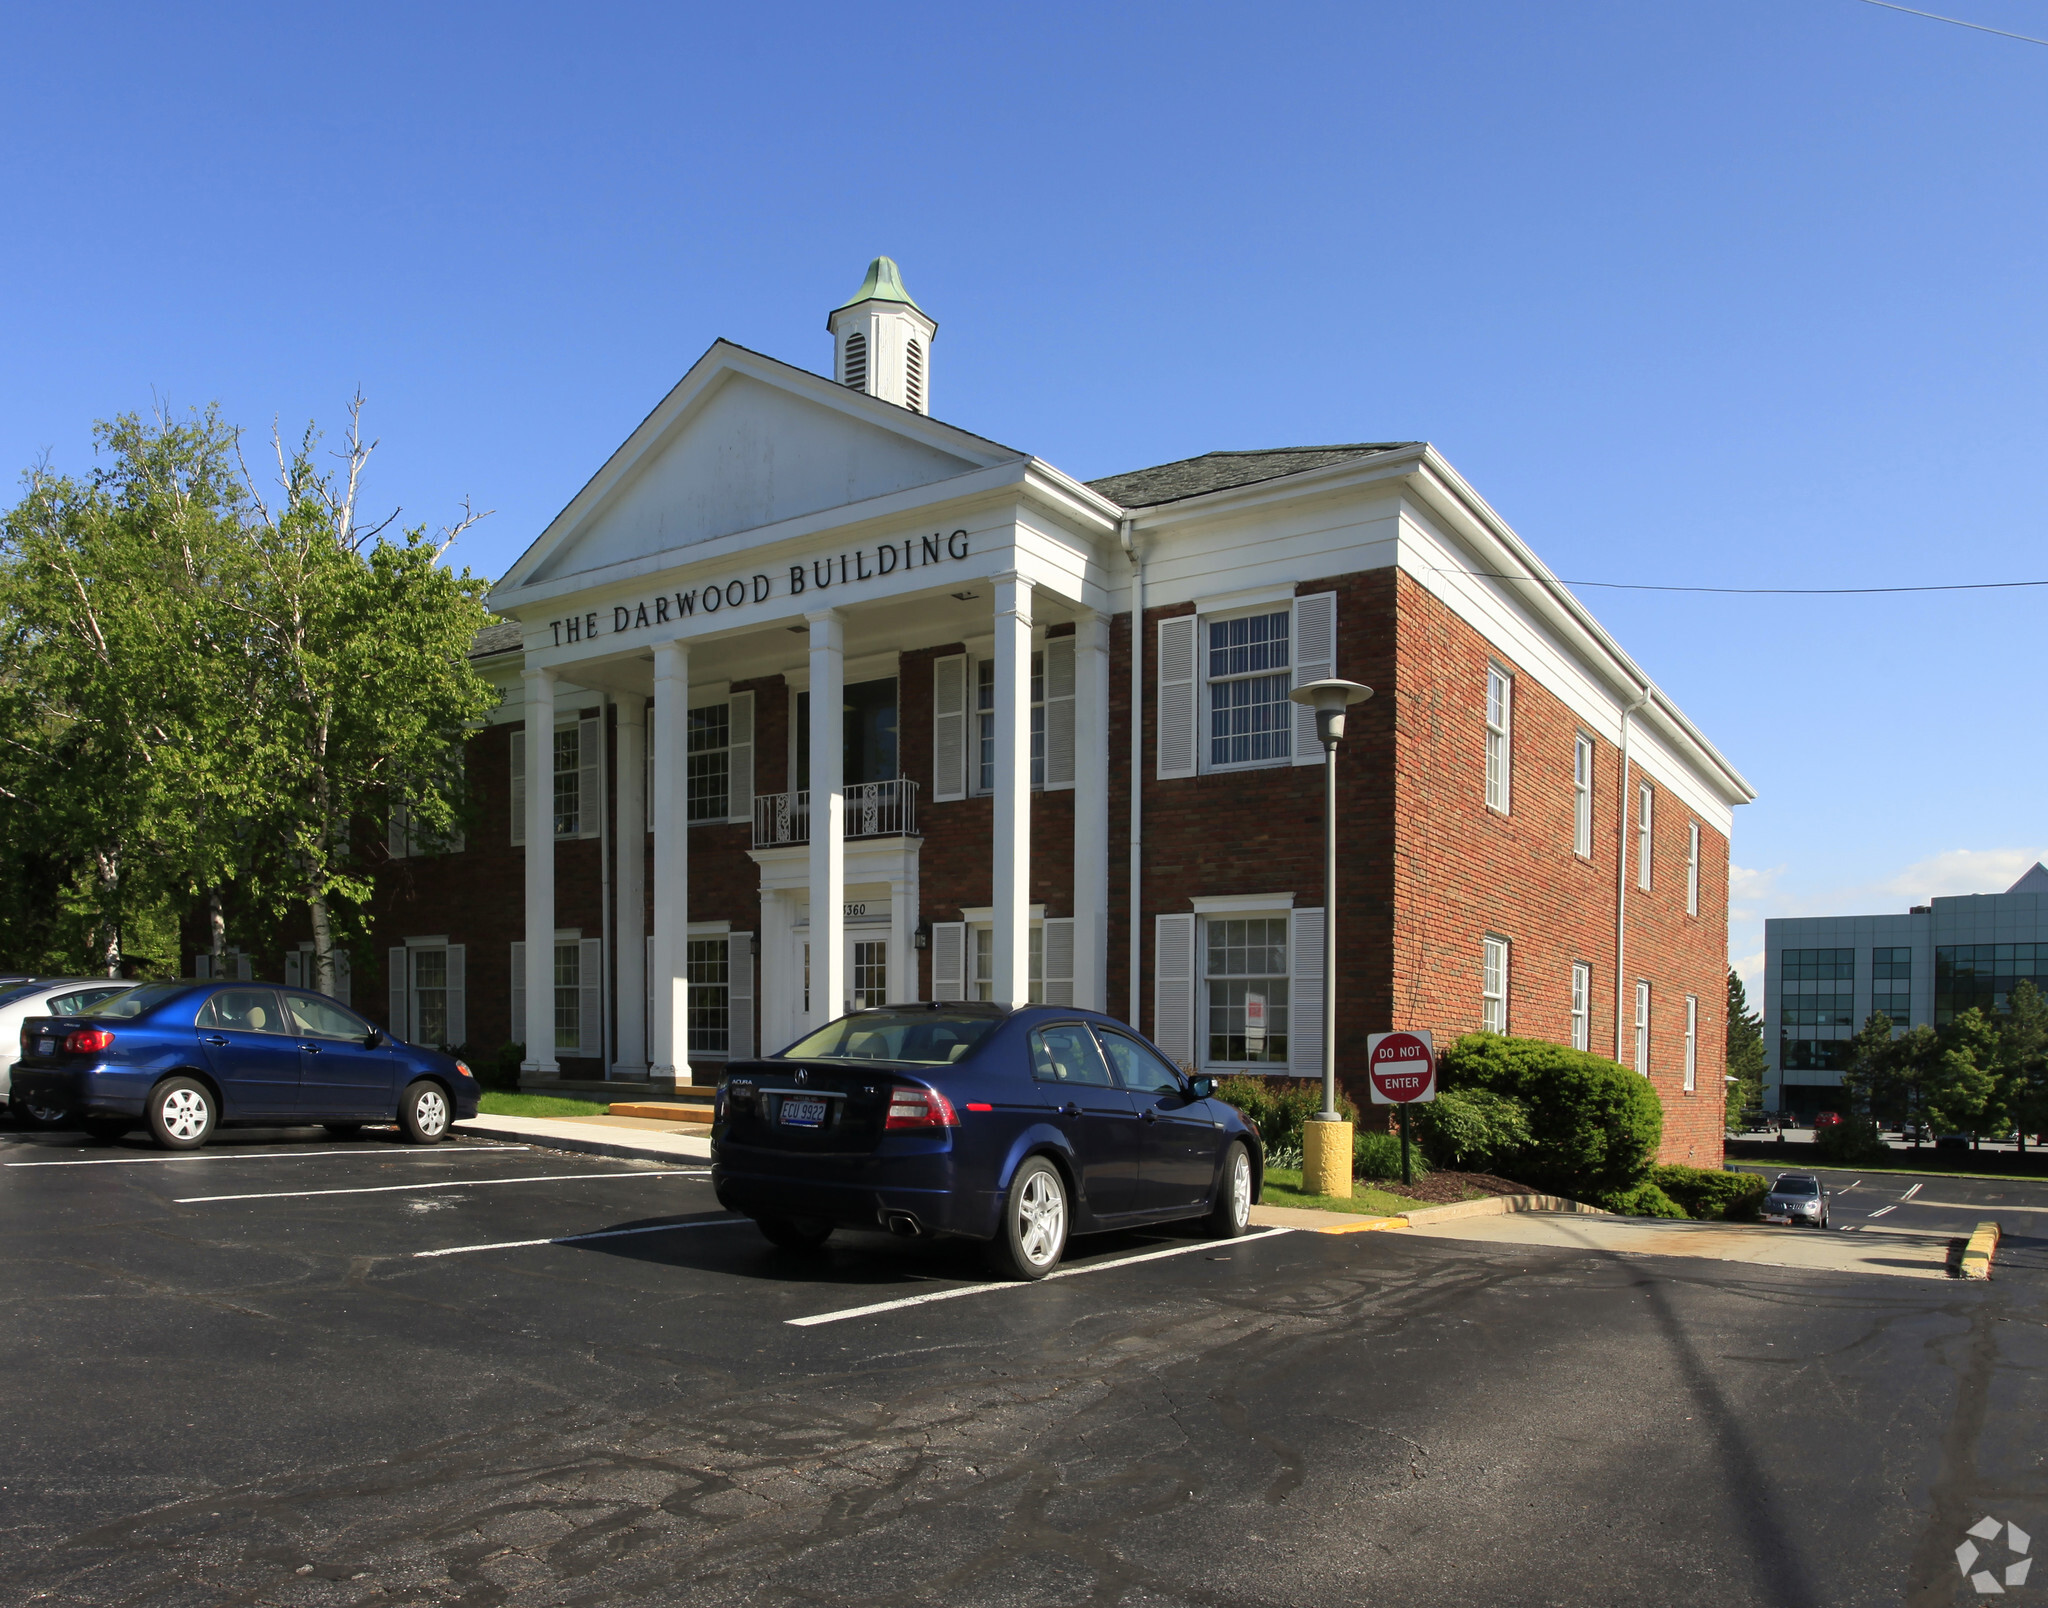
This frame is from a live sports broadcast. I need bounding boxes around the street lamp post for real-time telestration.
[1288,677,1372,1199]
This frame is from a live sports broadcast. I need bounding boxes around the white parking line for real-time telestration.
[176,1168,707,1204]
[787,1227,1295,1328]
[1902,1182,1923,1199]
[6,1146,529,1169]
[1868,1205,1895,1217]
[415,1216,746,1257]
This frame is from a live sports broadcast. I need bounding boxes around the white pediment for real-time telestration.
[517,347,1012,587]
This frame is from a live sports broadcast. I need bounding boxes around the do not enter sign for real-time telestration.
[1367,1030,1437,1104]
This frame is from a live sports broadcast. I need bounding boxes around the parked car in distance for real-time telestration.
[1813,1111,1842,1130]
[711,1001,1263,1279]
[1933,1133,1971,1154]
[1,978,135,1111]
[9,980,479,1149]
[1760,1173,1830,1228]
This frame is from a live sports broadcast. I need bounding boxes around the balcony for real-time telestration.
[752,779,918,848]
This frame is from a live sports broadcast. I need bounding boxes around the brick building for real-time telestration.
[355,259,1752,1166]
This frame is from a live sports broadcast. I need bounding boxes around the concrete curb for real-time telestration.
[1958,1220,2002,1280]
[455,1114,711,1164]
[1400,1192,1608,1224]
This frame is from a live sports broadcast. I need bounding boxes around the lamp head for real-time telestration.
[1288,678,1373,747]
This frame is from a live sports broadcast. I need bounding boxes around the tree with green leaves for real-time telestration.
[1725,968,1766,1127]
[1839,1010,1906,1127]
[1993,980,2048,1154]
[1927,1007,2001,1144]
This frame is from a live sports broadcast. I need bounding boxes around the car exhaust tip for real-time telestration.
[883,1212,922,1238]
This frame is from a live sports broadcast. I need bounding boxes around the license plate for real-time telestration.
[780,1097,827,1128]
[35,1038,54,1057]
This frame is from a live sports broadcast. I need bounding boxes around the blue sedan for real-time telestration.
[9,980,480,1149]
[710,1002,1263,1278]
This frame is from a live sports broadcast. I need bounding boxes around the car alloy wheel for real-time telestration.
[147,1077,216,1151]
[1016,1167,1065,1269]
[400,1081,450,1144]
[162,1089,208,1140]
[1205,1142,1253,1238]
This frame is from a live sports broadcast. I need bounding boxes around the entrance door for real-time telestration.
[790,930,891,1029]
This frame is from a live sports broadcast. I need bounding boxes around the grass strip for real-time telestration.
[1262,1166,1429,1216]
[1729,1158,2048,1186]
[477,1092,613,1118]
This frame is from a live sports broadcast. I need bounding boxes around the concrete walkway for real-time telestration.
[1403,1208,1959,1280]
[456,1112,711,1163]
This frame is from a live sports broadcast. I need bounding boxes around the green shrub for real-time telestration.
[1652,1164,1767,1221]
[1436,1032,1663,1200]
[479,1041,524,1091]
[1409,1086,1533,1173]
[1815,1116,1887,1164]
[1598,1180,1688,1217]
[1353,1128,1428,1182]
[1213,1076,1357,1156]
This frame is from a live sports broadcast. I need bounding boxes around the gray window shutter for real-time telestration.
[1290,907,1325,1076]
[1153,913,1196,1067]
[579,937,603,1058]
[1042,918,1075,1006]
[932,921,966,1001]
[236,952,253,981]
[727,691,755,823]
[509,730,526,846]
[194,953,212,980]
[510,941,526,1046]
[389,947,408,1040]
[932,656,967,802]
[284,950,302,989]
[1157,616,1199,780]
[728,932,754,1058]
[446,944,466,1047]
[578,714,601,839]
[1044,637,1076,788]
[333,949,353,1008]
[1292,592,1337,766]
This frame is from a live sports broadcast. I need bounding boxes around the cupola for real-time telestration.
[827,256,937,415]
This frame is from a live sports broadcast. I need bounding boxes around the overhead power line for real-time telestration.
[1435,567,2048,596]
[1850,0,2048,47]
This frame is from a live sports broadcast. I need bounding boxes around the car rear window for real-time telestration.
[779,1012,997,1064]
[82,984,189,1020]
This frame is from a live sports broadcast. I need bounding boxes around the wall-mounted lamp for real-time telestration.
[951,591,979,602]
[913,920,932,950]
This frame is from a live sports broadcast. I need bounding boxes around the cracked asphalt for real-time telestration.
[3,1128,2044,1608]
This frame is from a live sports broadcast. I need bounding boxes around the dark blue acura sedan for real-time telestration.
[10,980,480,1149]
[711,1002,1263,1278]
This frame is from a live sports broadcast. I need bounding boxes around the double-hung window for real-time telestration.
[1481,936,1509,1033]
[1573,734,1594,858]
[1684,995,1698,1092]
[1636,783,1654,891]
[687,937,729,1054]
[975,654,1047,791]
[554,941,582,1052]
[1485,667,1512,813]
[967,923,1049,1003]
[1686,822,1701,917]
[553,728,583,837]
[387,941,461,1046]
[687,704,731,822]
[1205,917,1291,1066]
[1207,613,1292,769]
[1634,980,1651,1074]
[513,714,599,845]
[1570,961,1591,1051]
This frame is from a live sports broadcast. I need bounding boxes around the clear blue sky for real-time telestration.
[6,0,2045,986]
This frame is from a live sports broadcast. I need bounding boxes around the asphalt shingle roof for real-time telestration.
[1085,443,1421,510]
[469,620,523,659]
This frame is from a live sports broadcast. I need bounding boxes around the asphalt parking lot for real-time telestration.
[4,1127,2045,1607]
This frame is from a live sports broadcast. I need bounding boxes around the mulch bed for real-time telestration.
[1389,1170,1537,1206]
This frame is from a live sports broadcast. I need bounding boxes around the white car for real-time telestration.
[1,978,137,1109]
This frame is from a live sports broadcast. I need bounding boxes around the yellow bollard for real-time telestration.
[1301,1118,1353,1199]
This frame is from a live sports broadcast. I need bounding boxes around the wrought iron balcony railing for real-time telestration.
[752,779,918,848]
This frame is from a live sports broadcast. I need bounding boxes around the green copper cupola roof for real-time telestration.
[830,256,932,326]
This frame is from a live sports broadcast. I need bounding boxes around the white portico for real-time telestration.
[487,269,1118,1090]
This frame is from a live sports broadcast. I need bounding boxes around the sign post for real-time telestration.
[1367,1030,1437,1187]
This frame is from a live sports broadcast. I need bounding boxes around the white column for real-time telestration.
[1073,611,1110,1011]
[807,609,846,1024]
[521,667,559,1075]
[992,572,1033,1007]
[613,696,647,1077]
[650,642,691,1090]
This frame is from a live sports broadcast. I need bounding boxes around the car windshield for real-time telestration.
[1773,1178,1818,1196]
[82,983,188,1020]
[779,1011,998,1064]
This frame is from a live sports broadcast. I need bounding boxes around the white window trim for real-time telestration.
[1634,980,1651,1075]
[1201,602,1299,777]
[969,643,1052,796]
[1573,733,1594,859]
[1570,960,1591,1052]
[1198,905,1302,1074]
[1481,935,1509,1034]
[1684,994,1699,1092]
[1485,666,1512,814]
[1686,821,1701,917]
[1637,782,1654,892]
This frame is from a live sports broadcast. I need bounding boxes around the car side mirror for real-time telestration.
[1187,1075,1215,1099]
[365,1030,385,1049]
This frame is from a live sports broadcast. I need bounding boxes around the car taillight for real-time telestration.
[65,1027,116,1054]
[884,1084,958,1131]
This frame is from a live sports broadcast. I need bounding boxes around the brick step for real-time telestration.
[607,1100,717,1124]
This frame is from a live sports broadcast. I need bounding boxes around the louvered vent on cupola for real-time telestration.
[826,256,937,415]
